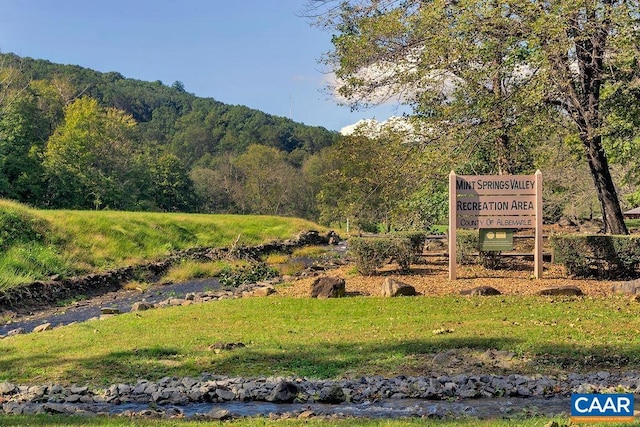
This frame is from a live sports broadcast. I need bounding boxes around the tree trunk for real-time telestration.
[496,133,515,175]
[584,135,628,235]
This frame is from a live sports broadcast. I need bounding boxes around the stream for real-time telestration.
[24,396,571,420]
[0,277,221,335]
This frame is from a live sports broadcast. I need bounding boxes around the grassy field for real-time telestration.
[0,199,323,289]
[3,276,638,426]
[2,295,640,385]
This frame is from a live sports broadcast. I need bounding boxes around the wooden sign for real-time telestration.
[449,171,543,279]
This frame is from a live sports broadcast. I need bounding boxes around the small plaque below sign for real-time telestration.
[479,229,513,251]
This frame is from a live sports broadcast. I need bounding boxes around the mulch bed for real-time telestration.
[276,257,618,298]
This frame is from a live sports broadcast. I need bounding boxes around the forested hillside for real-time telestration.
[0,53,337,218]
[2,50,637,232]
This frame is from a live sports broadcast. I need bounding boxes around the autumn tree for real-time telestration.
[307,0,639,234]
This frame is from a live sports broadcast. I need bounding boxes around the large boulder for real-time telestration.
[611,279,640,295]
[267,380,299,403]
[310,277,346,298]
[381,278,416,297]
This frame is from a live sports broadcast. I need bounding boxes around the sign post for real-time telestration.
[448,170,543,279]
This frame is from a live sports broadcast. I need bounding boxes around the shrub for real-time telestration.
[348,237,391,275]
[394,231,427,253]
[456,230,478,265]
[218,261,278,288]
[0,206,47,250]
[392,238,415,272]
[550,234,640,279]
[349,234,424,275]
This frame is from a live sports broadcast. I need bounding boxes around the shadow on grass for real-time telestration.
[83,339,640,381]
[532,342,640,372]
[0,337,519,383]
[3,336,640,385]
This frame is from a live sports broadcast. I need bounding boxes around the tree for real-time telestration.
[148,153,197,212]
[0,88,50,203]
[315,122,443,231]
[307,0,639,234]
[190,157,239,213]
[520,0,638,234]
[171,80,186,93]
[232,144,302,216]
[43,97,143,209]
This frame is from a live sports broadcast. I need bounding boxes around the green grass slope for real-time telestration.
[0,199,324,290]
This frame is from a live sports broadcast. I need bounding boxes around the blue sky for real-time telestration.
[0,0,405,132]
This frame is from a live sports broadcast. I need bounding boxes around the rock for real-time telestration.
[100,307,121,315]
[319,385,346,403]
[310,277,346,298]
[252,286,275,297]
[537,286,583,296]
[612,279,640,295]
[381,278,416,297]
[298,409,316,419]
[32,323,52,333]
[215,388,236,401]
[70,386,88,394]
[460,286,501,296]
[27,385,47,399]
[7,328,25,336]
[64,394,82,403]
[267,380,299,403]
[433,350,458,366]
[0,382,16,395]
[208,342,245,352]
[42,402,73,414]
[207,408,233,420]
[131,301,154,311]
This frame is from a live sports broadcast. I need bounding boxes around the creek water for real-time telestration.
[0,277,221,335]
[74,396,571,420]
[1,243,348,335]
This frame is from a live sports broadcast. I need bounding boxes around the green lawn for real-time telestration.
[2,295,639,385]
